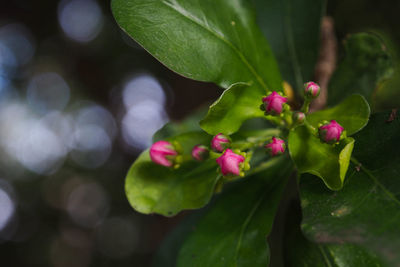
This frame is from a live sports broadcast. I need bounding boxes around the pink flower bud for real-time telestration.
[211,133,230,152]
[216,149,245,176]
[262,91,288,115]
[191,145,209,161]
[319,120,344,144]
[265,137,285,156]
[304,81,320,99]
[292,111,305,124]
[149,140,178,167]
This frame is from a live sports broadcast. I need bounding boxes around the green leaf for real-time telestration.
[153,106,208,141]
[177,157,293,267]
[125,132,218,216]
[285,225,386,267]
[288,95,370,190]
[199,0,328,135]
[288,125,354,190]
[284,203,386,266]
[200,82,266,135]
[373,32,400,110]
[129,120,283,217]
[153,211,206,267]
[307,94,371,135]
[328,33,393,107]
[299,111,400,266]
[112,0,281,91]
[374,67,400,110]
[253,0,326,93]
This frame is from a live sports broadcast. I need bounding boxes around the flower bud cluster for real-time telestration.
[147,81,346,189]
[148,132,249,178]
[259,81,346,144]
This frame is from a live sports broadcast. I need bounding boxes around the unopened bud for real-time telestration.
[265,137,286,156]
[216,149,245,176]
[292,111,305,125]
[261,91,288,115]
[191,145,209,161]
[149,140,179,167]
[318,120,345,144]
[304,81,321,99]
[211,133,231,152]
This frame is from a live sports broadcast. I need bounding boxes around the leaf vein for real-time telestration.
[234,192,266,265]
[161,0,268,90]
[351,157,400,207]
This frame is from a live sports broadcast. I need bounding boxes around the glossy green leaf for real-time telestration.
[200,0,328,135]
[307,94,371,135]
[288,95,370,190]
[125,132,218,216]
[112,0,281,91]
[288,125,354,190]
[253,0,326,92]
[126,128,282,216]
[177,157,293,267]
[328,33,393,106]
[200,82,266,135]
[299,111,400,266]
[285,224,386,267]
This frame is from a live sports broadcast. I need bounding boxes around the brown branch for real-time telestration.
[311,16,338,111]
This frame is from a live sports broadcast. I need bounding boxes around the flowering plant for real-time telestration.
[112,0,399,265]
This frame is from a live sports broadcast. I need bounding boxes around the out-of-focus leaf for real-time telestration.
[299,111,400,266]
[373,32,400,110]
[177,157,293,267]
[288,95,370,190]
[285,223,386,267]
[253,0,326,93]
[374,70,400,110]
[152,211,205,267]
[200,82,266,135]
[112,0,281,91]
[125,132,217,216]
[328,33,393,107]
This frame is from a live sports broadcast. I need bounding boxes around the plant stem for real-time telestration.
[301,99,311,113]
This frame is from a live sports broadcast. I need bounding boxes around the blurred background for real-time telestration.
[0,0,398,266]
